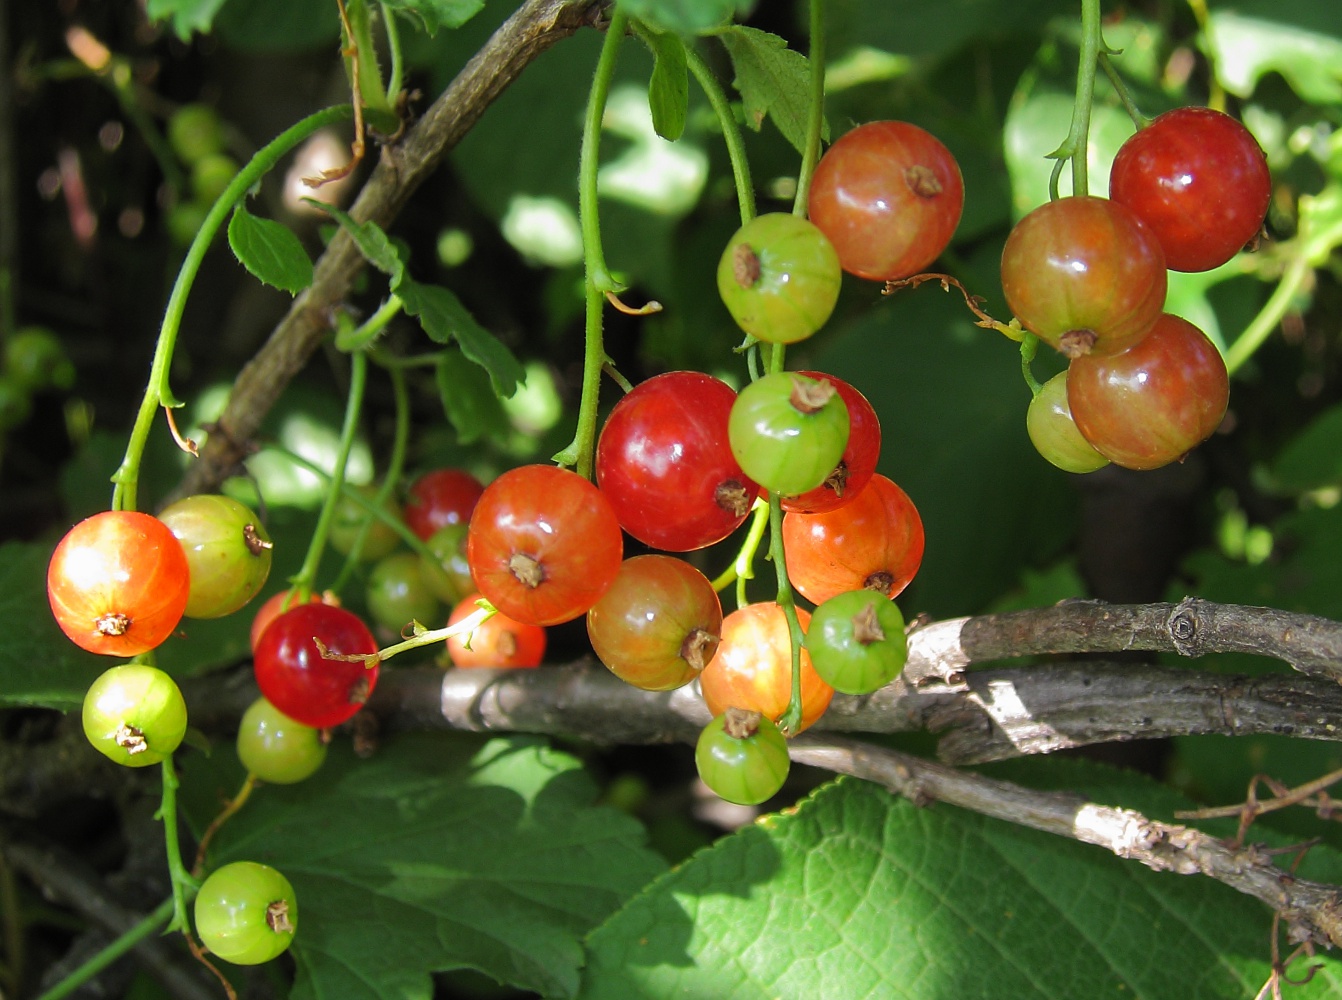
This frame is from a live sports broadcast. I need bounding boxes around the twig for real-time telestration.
[172,0,605,501]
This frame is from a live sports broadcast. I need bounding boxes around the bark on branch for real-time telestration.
[174,0,604,499]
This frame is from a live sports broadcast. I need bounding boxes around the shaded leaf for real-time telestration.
[1270,404,1342,493]
[397,277,526,397]
[436,349,509,444]
[214,0,339,52]
[312,202,404,281]
[647,30,689,141]
[182,733,666,1000]
[718,25,827,156]
[227,206,314,295]
[382,0,486,34]
[617,0,739,37]
[580,774,1342,999]
[145,0,228,39]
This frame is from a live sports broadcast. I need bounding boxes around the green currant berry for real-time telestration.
[717,213,842,344]
[1026,371,1109,474]
[167,103,226,166]
[418,523,474,605]
[328,484,403,561]
[807,589,909,695]
[695,708,790,806]
[82,664,188,767]
[160,494,274,619]
[194,861,297,966]
[4,326,75,393]
[365,550,443,635]
[728,372,850,496]
[236,697,327,784]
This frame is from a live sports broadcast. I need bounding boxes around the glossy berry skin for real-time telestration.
[783,474,924,605]
[446,593,546,668]
[717,213,841,344]
[699,604,833,734]
[194,861,297,966]
[467,465,623,626]
[249,589,327,654]
[696,709,790,806]
[418,523,474,605]
[808,120,964,282]
[1110,107,1270,272]
[781,372,881,513]
[587,555,723,692]
[253,603,379,729]
[1001,196,1167,358]
[82,664,188,767]
[404,468,486,541]
[236,697,327,784]
[728,372,850,497]
[807,590,909,695]
[48,511,191,657]
[1068,313,1229,471]
[1026,371,1110,474]
[366,551,443,636]
[596,372,758,552]
[159,495,273,620]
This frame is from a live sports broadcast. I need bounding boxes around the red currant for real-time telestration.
[699,603,833,734]
[1000,196,1167,358]
[445,594,546,669]
[1068,313,1229,470]
[780,372,881,514]
[253,603,379,729]
[48,511,191,657]
[404,468,485,541]
[467,464,623,626]
[1110,107,1271,272]
[808,120,964,282]
[596,372,757,552]
[716,213,841,344]
[782,474,924,605]
[249,588,328,654]
[586,555,722,691]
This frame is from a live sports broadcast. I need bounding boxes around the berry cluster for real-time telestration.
[1008,107,1267,472]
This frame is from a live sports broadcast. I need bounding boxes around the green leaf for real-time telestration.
[718,25,827,157]
[1207,1,1342,105]
[311,202,405,282]
[646,31,689,142]
[580,776,1342,999]
[435,349,509,444]
[381,0,486,34]
[214,0,340,52]
[0,542,106,711]
[182,733,666,1000]
[396,277,526,397]
[826,0,1074,62]
[227,206,314,295]
[1270,403,1342,492]
[145,0,229,39]
[617,0,740,37]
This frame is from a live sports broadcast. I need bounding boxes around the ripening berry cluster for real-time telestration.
[1008,107,1270,474]
[46,497,300,965]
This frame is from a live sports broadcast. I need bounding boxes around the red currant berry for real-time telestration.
[782,474,924,605]
[445,594,546,668]
[808,120,964,282]
[695,708,790,806]
[467,465,623,626]
[1110,107,1271,272]
[587,555,722,691]
[404,468,486,540]
[729,372,850,497]
[1068,313,1229,470]
[596,372,758,552]
[1000,196,1167,358]
[699,604,833,734]
[1026,371,1110,474]
[249,588,328,655]
[159,494,273,620]
[47,511,190,657]
[717,213,841,344]
[253,603,379,729]
[780,372,881,514]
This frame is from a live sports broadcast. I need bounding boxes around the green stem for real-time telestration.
[330,363,412,593]
[380,1,404,105]
[290,349,369,597]
[336,295,403,352]
[768,493,806,736]
[1223,255,1313,375]
[1048,0,1103,200]
[1098,53,1148,130]
[711,497,769,599]
[110,104,353,512]
[34,897,175,1000]
[792,0,826,217]
[556,7,630,478]
[1019,333,1043,396]
[157,757,197,934]
[682,43,756,224]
